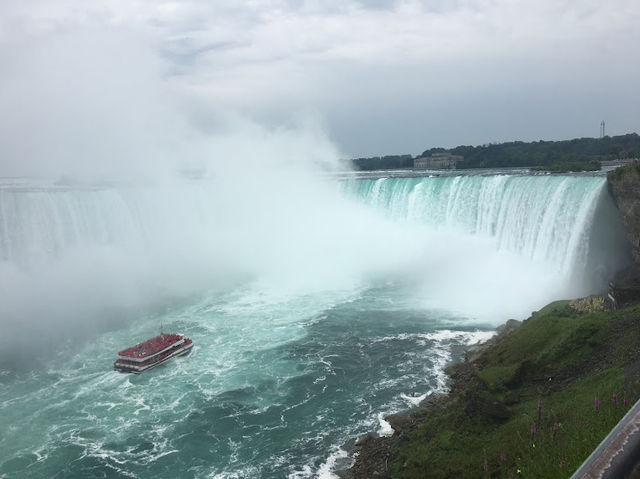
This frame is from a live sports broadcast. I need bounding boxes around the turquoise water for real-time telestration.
[0,173,625,478]
[0,285,494,478]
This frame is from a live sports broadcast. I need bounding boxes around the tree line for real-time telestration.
[349,133,640,171]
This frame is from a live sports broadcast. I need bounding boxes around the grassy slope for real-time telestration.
[392,301,640,478]
[607,161,640,181]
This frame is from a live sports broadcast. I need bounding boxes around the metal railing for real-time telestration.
[570,398,640,478]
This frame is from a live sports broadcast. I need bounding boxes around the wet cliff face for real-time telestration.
[608,163,640,263]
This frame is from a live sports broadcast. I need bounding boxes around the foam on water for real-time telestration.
[377,414,395,437]
[315,447,350,479]
[400,391,431,407]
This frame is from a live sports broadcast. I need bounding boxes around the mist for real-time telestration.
[0,113,424,363]
[1,170,619,353]
[0,24,416,345]
[0,20,628,370]
[0,26,367,360]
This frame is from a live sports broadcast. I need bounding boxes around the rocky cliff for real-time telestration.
[608,162,640,263]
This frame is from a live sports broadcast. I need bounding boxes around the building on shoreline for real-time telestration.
[413,152,463,169]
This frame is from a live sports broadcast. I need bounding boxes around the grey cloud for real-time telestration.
[354,0,398,10]
[0,28,191,180]
[161,38,250,72]
[0,0,639,170]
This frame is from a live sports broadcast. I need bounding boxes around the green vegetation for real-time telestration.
[349,133,640,170]
[531,160,601,173]
[391,301,640,478]
[449,134,640,169]
[607,160,640,181]
[351,154,413,171]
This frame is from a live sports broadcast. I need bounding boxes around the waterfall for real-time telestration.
[341,175,625,282]
[0,182,213,267]
[0,173,631,348]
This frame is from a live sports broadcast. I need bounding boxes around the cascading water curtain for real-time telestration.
[341,175,607,280]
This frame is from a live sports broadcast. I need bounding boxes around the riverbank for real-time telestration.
[346,299,640,478]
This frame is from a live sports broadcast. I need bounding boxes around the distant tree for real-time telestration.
[347,133,640,171]
[351,154,413,171]
[421,133,640,170]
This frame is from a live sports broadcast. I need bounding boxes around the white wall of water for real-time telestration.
[0,173,622,349]
[343,175,607,278]
[0,176,415,342]
[341,174,628,318]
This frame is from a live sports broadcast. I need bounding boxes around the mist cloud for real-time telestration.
[0,0,637,364]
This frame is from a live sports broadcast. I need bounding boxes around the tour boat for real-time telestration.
[114,333,193,373]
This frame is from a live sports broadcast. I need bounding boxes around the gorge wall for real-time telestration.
[608,163,640,263]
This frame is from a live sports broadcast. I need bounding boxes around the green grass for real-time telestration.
[531,160,601,173]
[607,161,640,181]
[391,302,640,478]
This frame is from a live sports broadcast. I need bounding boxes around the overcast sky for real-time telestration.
[1,0,639,177]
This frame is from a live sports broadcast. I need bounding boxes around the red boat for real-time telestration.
[114,333,193,373]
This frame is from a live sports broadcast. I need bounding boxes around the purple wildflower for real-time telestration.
[537,398,542,423]
[483,458,488,472]
[500,451,506,462]
[594,396,599,412]
[552,421,558,440]
[531,421,536,437]
[561,457,566,468]
[624,396,628,406]
[613,393,618,406]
